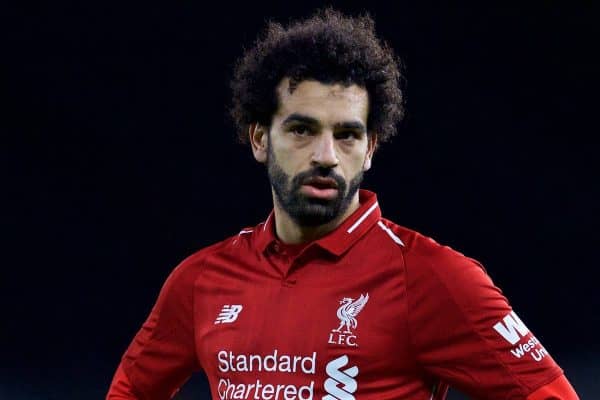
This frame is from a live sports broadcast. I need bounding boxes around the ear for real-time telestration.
[249,123,269,163]
[362,132,378,171]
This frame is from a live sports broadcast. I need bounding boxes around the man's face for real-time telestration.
[251,78,375,227]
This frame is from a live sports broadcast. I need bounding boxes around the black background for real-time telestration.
[2,2,598,399]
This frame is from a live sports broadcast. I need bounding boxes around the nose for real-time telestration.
[311,132,339,168]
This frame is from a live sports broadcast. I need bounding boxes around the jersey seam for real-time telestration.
[398,226,447,395]
[382,219,423,376]
[189,243,232,372]
[192,257,200,372]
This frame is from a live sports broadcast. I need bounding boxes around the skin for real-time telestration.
[249,78,377,244]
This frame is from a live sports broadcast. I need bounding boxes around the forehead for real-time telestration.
[274,78,369,124]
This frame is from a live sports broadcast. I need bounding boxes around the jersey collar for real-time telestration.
[255,189,381,257]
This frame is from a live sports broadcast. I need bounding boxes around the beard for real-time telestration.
[267,146,364,227]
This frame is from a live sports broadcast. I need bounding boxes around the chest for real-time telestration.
[193,254,419,396]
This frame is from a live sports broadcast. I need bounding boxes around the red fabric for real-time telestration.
[107,190,578,399]
[526,374,580,400]
[106,364,136,399]
[116,256,200,400]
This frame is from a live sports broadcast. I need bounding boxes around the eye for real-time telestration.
[290,124,313,136]
[335,130,361,141]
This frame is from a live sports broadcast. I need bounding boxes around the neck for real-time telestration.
[272,191,361,244]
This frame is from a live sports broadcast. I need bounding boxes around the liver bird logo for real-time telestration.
[332,293,369,334]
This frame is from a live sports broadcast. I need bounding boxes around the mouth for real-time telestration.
[303,176,339,189]
[300,176,339,200]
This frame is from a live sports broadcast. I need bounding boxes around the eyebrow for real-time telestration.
[282,113,366,132]
[282,113,320,126]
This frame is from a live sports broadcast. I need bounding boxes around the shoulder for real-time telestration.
[165,227,253,286]
[384,219,487,275]
[380,218,472,263]
[378,218,501,302]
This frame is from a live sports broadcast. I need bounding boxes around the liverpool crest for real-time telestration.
[328,293,369,347]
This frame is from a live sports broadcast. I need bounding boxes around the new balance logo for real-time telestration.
[493,311,530,345]
[214,305,243,324]
[323,355,359,400]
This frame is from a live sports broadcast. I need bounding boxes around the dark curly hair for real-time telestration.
[230,8,404,144]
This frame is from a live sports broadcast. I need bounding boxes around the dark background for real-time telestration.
[2,2,598,399]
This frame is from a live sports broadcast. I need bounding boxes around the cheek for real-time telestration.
[280,144,313,171]
[271,146,302,174]
[343,149,370,173]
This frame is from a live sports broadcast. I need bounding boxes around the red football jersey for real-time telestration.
[110,190,577,400]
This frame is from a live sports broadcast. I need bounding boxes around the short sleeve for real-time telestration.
[119,262,200,400]
[405,243,563,399]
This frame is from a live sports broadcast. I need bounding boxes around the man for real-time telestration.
[107,9,579,400]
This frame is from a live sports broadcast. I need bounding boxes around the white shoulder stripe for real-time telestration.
[263,214,272,231]
[377,221,405,246]
[347,202,378,233]
[233,229,254,245]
